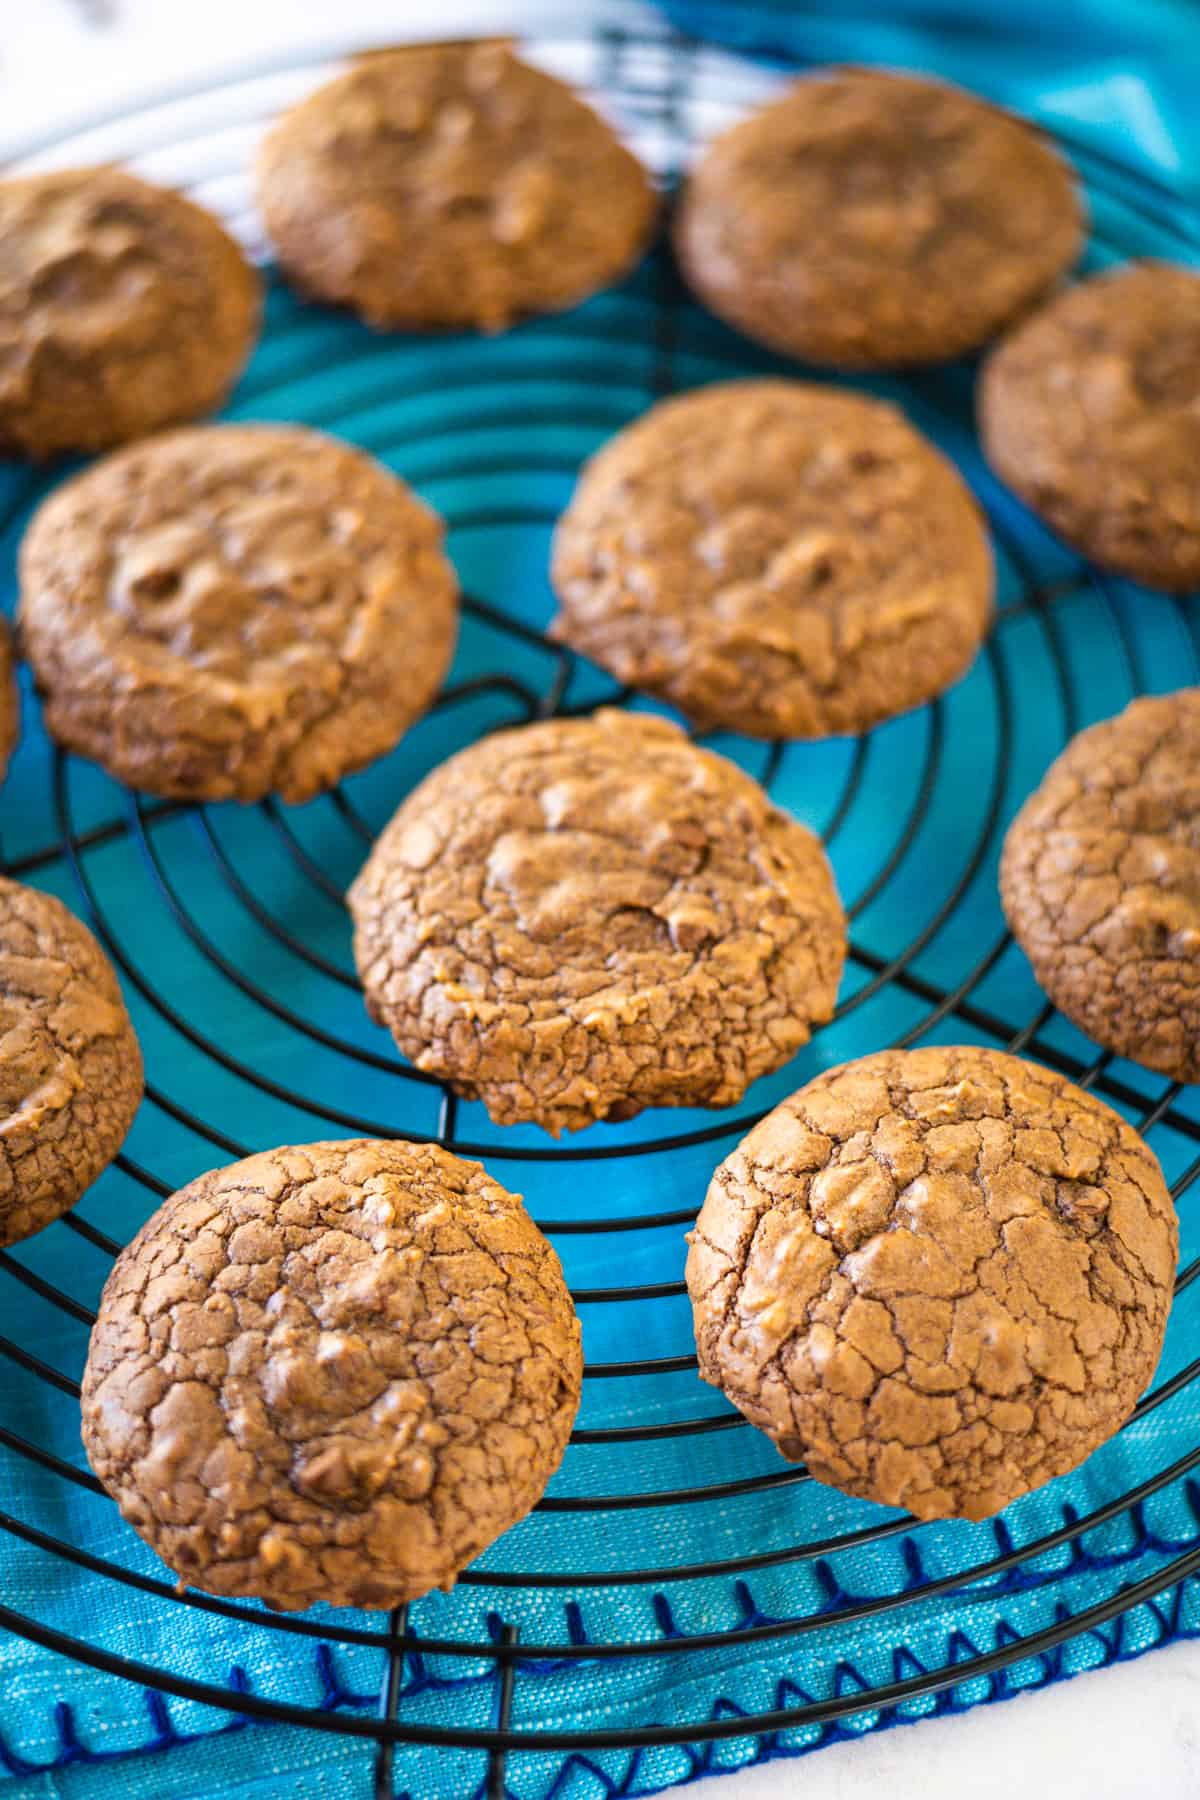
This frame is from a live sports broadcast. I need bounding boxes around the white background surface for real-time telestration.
[4,3,1200,1796]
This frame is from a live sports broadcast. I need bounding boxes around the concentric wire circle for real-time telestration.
[2,14,1200,1795]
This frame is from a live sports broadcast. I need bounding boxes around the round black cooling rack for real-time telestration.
[3,12,1200,1800]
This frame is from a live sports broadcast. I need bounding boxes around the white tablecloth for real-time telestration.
[4,3,1199,1795]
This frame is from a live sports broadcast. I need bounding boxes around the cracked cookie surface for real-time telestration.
[82,1138,582,1611]
[349,709,846,1133]
[979,261,1200,591]
[18,423,459,803]
[257,42,656,333]
[687,1046,1176,1521]
[0,167,259,458]
[0,875,143,1248]
[550,381,994,738]
[0,622,17,786]
[675,68,1083,368]
[1001,690,1200,1080]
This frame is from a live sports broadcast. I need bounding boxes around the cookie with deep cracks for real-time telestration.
[82,1138,582,1610]
[1001,689,1200,1079]
[0,874,143,1248]
[349,708,847,1133]
[687,1045,1177,1520]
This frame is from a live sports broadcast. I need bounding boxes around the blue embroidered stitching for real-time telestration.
[0,1516,1195,1798]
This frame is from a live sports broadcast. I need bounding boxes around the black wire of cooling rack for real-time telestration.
[2,17,1200,1800]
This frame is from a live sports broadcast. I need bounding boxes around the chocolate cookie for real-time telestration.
[18,424,459,804]
[0,622,17,786]
[0,167,259,459]
[1001,690,1200,1079]
[257,42,656,333]
[675,68,1083,368]
[349,709,846,1133]
[687,1046,1176,1522]
[0,875,143,1248]
[979,262,1200,590]
[81,1138,582,1610]
[550,381,994,739]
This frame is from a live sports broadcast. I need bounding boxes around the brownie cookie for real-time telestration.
[0,167,259,459]
[18,424,459,804]
[349,709,846,1133]
[82,1138,582,1610]
[0,622,18,785]
[550,381,994,739]
[687,1046,1176,1521]
[675,68,1083,368]
[0,875,143,1248]
[257,42,656,333]
[979,262,1200,590]
[1001,690,1200,1079]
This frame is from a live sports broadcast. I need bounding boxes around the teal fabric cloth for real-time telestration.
[2,8,1200,1798]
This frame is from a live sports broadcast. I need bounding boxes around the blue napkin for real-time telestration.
[2,9,1200,1797]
